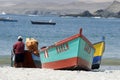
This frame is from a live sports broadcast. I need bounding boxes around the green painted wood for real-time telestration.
[40,38,79,63]
[78,38,95,64]
[40,37,95,64]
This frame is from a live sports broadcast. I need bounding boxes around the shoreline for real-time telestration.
[0,55,120,80]
[0,55,120,70]
[0,66,120,80]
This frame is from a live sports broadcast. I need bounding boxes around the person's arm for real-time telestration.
[13,44,16,54]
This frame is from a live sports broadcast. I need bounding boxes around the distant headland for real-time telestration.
[60,1,120,18]
[0,0,120,18]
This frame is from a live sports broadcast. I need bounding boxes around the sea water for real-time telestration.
[0,14,120,62]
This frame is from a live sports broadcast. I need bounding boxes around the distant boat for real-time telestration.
[31,20,56,25]
[0,17,18,22]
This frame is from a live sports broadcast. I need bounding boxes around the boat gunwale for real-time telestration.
[40,28,95,52]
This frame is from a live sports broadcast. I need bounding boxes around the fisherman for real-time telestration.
[13,36,25,67]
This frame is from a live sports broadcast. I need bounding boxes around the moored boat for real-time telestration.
[31,20,56,25]
[0,17,18,22]
[39,28,95,70]
[92,37,105,69]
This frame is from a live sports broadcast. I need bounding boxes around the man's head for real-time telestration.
[18,36,23,41]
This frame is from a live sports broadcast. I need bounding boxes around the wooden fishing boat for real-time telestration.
[11,29,105,70]
[11,50,41,68]
[92,37,105,69]
[39,28,95,70]
[31,21,56,25]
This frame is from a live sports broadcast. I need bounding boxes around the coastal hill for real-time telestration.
[61,1,120,18]
[0,0,120,18]
[94,1,120,18]
[0,1,111,15]
[105,0,120,13]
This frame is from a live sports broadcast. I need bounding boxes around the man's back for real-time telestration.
[13,41,25,54]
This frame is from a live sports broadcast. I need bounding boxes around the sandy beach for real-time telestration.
[0,66,120,80]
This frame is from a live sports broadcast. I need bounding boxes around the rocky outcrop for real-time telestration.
[79,11,93,17]
[93,1,120,18]
[105,0,120,13]
[60,10,93,17]
[64,1,120,18]
[93,9,116,18]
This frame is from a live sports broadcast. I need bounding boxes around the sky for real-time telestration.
[47,0,114,2]
[78,0,117,2]
[0,0,119,3]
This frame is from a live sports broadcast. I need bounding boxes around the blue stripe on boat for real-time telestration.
[92,56,101,64]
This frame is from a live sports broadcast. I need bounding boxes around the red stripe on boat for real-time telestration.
[42,57,91,70]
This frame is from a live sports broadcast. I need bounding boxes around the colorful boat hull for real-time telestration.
[40,29,95,70]
[11,50,41,68]
[92,41,105,69]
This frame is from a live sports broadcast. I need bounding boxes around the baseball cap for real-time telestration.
[18,36,23,40]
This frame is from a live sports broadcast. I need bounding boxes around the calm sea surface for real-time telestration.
[0,14,120,60]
